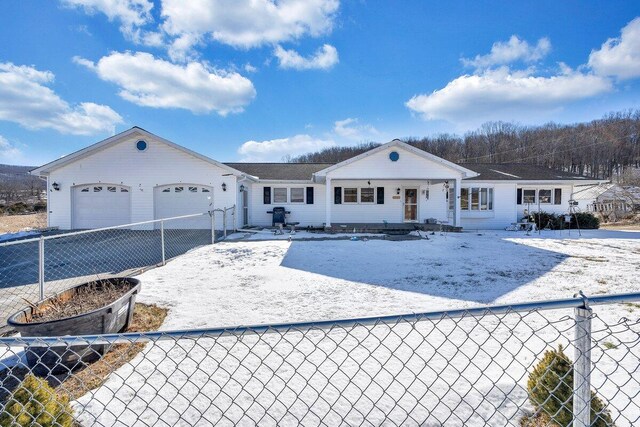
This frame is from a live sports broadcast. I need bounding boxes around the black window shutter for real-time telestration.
[306,187,314,204]
[334,187,342,204]
[516,188,522,205]
[263,187,271,204]
[554,188,562,205]
[376,187,384,204]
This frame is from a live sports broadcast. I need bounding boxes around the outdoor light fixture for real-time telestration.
[367,180,371,186]
[396,188,400,195]
[222,183,227,192]
[239,184,245,192]
[52,182,60,191]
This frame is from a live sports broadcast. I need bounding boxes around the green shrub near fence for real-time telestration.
[0,374,74,427]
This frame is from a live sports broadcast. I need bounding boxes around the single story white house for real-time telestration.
[572,183,640,215]
[31,127,605,231]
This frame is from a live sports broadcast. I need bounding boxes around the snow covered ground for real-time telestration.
[69,229,640,426]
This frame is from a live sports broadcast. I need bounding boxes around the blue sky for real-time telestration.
[1,1,640,165]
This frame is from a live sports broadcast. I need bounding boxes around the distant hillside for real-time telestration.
[289,110,640,182]
[0,164,45,204]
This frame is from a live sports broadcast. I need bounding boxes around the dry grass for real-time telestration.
[0,304,167,404]
[0,213,47,234]
[55,303,168,401]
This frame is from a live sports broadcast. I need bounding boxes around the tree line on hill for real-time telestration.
[290,110,640,183]
[0,164,45,205]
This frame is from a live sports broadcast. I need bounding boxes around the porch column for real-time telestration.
[325,177,332,228]
[454,177,462,227]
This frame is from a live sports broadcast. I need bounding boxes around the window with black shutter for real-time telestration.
[334,187,342,204]
[376,187,384,204]
[306,187,314,204]
[263,186,271,204]
[517,188,522,205]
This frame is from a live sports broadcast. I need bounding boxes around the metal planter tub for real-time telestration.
[7,277,140,376]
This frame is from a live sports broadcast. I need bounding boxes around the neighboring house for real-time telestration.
[31,127,605,231]
[572,183,640,215]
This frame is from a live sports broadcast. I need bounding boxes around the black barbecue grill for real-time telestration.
[267,207,290,226]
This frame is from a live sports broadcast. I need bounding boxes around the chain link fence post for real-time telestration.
[160,219,166,266]
[573,300,593,427]
[38,235,45,301]
[210,210,216,244]
[223,207,227,239]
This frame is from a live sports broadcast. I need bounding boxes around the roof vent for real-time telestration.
[389,151,399,162]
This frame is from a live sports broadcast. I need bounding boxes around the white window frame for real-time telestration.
[290,187,305,204]
[360,187,375,204]
[460,187,494,211]
[343,187,358,204]
[522,189,536,204]
[538,189,552,204]
[273,187,288,204]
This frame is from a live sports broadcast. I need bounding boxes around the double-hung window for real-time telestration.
[343,188,358,203]
[273,188,288,203]
[522,189,536,204]
[539,189,552,204]
[360,188,375,203]
[290,188,304,203]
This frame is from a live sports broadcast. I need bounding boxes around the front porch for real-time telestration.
[325,222,462,234]
[322,178,463,228]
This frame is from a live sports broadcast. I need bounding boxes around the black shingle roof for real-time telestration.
[224,163,334,180]
[459,163,592,181]
[224,161,593,181]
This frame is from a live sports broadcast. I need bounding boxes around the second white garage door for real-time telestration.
[154,184,213,228]
[72,184,131,229]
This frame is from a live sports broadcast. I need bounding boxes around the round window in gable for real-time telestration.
[136,140,148,151]
[389,151,400,162]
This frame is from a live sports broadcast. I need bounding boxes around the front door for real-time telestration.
[404,188,418,222]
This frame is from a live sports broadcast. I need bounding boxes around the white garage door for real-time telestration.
[154,184,213,229]
[72,185,131,229]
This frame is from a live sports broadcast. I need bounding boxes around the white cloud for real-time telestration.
[238,134,335,161]
[589,17,640,80]
[462,36,551,70]
[75,51,256,115]
[0,62,123,135]
[161,0,339,61]
[274,44,339,70]
[0,135,23,163]
[62,0,158,44]
[333,118,378,140]
[406,67,612,124]
[244,63,257,73]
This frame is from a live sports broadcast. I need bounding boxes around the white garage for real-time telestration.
[154,184,214,229]
[72,184,131,229]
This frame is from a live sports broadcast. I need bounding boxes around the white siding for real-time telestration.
[516,185,574,218]
[326,146,467,180]
[248,183,326,227]
[460,183,517,230]
[47,134,237,230]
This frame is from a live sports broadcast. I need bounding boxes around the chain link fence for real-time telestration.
[0,208,236,331]
[0,293,638,426]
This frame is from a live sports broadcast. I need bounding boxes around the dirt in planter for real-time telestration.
[26,280,136,323]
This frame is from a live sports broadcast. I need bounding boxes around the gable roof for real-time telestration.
[224,163,334,180]
[314,139,479,177]
[31,127,246,177]
[459,163,599,182]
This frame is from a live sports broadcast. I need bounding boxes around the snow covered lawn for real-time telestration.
[136,229,640,329]
[74,229,640,426]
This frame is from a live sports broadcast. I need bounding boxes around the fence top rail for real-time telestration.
[3,291,639,347]
[0,212,212,246]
